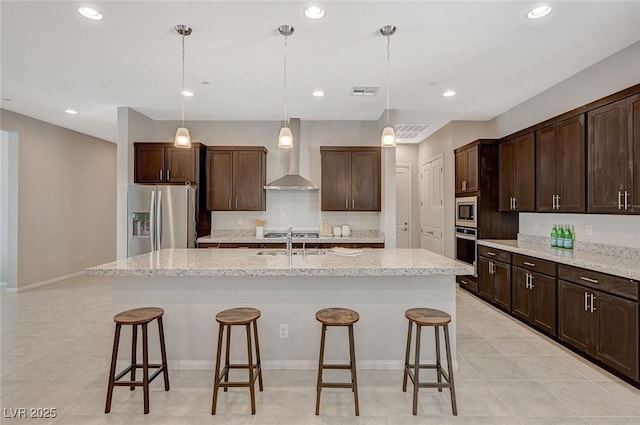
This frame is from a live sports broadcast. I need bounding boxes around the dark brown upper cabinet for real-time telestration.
[588,94,640,213]
[499,132,535,212]
[134,143,201,184]
[206,146,267,211]
[455,145,478,196]
[536,115,586,212]
[321,146,381,212]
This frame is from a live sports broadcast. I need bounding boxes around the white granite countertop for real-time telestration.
[87,248,472,277]
[478,239,640,281]
[197,230,384,245]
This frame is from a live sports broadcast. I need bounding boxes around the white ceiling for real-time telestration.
[2,1,639,143]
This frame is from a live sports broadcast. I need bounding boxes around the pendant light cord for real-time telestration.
[181,32,186,127]
[386,34,391,127]
[283,34,288,126]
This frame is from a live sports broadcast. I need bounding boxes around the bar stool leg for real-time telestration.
[142,323,150,414]
[412,324,422,416]
[402,320,413,392]
[223,324,231,392]
[211,323,224,415]
[245,323,256,415]
[315,324,327,415]
[435,325,443,392]
[130,325,137,391]
[253,320,264,391]
[444,324,457,416]
[105,324,121,414]
[348,324,360,416]
[157,317,170,391]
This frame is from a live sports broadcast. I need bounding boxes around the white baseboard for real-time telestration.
[8,271,85,293]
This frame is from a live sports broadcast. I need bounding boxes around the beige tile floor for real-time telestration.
[1,275,639,424]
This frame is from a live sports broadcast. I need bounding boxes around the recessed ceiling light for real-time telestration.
[65,109,78,115]
[312,90,325,97]
[304,6,325,20]
[181,90,194,97]
[443,90,456,97]
[526,5,552,19]
[78,7,104,21]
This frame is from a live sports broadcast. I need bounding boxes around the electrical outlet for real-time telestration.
[236,218,242,226]
[279,324,288,339]
[533,222,539,231]
[586,225,593,236]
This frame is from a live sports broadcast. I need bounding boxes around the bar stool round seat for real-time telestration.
[315,307,360,416]
[403,307,457,416]
[105,307,170,415]
[211,307,263,415]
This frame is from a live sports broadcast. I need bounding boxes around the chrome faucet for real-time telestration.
[286,227,293,257]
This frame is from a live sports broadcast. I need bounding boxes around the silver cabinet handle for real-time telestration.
[580,276,598,284]
[159,169,163,181]
[228,198,231,209]
[460,279,468,286]
[625,191,630,210]
[486,252,496,256]
[524,261,536,267]
[462,180,467,191]
[167,169,170,180]
[346,198,348,209]
[510,197,513,210]
[236,198,239,209]
[552,195,556,210]
[352,198,355,209]
[584,292,589,311]
[590,294,596,313]
[556,195,561,209]
[529,274,534,289]
[618,190,623,210]
[514,197,518,210]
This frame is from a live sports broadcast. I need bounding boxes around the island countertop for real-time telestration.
[87,248,473,278]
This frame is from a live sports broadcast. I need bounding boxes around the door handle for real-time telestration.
[584,292,589,311]
[618,190,623,210]
[552,195,556,210]
[556,195,561,210]
[149,190,156,251]
[236,198,239,209]
[159,169,163,181]
[156,189,162,249]
[590,294,597,313]
[352,199,355,209]
[514,197,518,210]
[624,190,630,210]
[346,198,348,209]
[529,274,534,289]
[167,169,170,181]
[228,198,231,209]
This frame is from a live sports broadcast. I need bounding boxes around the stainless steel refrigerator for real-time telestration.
[128,185,196,256]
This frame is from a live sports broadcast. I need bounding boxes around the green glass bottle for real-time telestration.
[565,225,573,249]
[558,224,566,248]
[551,224,558,247]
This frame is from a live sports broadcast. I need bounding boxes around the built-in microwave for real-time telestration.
[455,196,477,228]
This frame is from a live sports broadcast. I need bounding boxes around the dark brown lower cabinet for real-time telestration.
[512,267,556,336]
[479,256,511,311]
[559,280,639,380]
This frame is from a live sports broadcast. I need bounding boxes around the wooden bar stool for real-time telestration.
[315,307,360,416]
[403,308,457,416]
[211,307,263,415]
[105,307,169,414]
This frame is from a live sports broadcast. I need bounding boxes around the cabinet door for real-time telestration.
[514,133,536,211]
[558,280,593,354]
[512,267,533,322]
[465,146,479,193]
[321,150,350,211]
[455,150,467,195]
[499,140,515,211]
[531,271,557,336]
[135,146,164,183]
[588,98,632,213]
[206,150,233,211]
[493,260,512,311]
[536,125,559,212]
[234,150,266,211]
[595,291,639,380]
[631,94,640,212]
[558,115,585,212]
[351,149,381,211]
[478,257,494,301]
[165,147,196,183]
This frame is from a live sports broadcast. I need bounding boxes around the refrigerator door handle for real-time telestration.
[157,189,163,249]
[149,190,156,252]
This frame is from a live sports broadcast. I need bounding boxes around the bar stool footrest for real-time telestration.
[321,364,352,370]
[320,382,356,389]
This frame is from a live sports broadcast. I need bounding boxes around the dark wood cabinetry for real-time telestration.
[536,115,585,212]
[455,145,478,195]
[588,94,640,214]
[320,147,381,212]
[512,262,556,336]
[206,147,267,211]
[499,133,535,212]
[478,248,511,311]
[134,143,202,184]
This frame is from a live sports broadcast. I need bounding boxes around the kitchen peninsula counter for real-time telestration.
[88,248,471,371]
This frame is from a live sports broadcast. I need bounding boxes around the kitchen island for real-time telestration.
[88,248,472,370]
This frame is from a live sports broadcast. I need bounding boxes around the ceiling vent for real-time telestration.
[395,123,431,143]
[351,86,379,96]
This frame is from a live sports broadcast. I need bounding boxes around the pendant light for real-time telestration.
[380,25,397,148]
[278,25,294,149]
[174,24,192,148]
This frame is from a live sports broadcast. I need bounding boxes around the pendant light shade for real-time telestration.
[380,25,397,148]
[175,24,192,148]
[278,25,294,149]
[278,126,293,148]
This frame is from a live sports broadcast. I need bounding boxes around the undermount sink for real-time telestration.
[256,249,325,256]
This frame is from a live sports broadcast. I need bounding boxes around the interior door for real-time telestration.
[420,156,444,254]
[420,161,432,250]
[395,165,410,248]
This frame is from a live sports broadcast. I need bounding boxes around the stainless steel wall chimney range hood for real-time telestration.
[264,118,318,191]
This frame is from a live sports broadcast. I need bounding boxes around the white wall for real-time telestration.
[1,110,117,290]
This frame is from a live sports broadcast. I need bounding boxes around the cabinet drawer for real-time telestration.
[478,246,511,263]
[558,264,638,301]
[457,275,478,293]
[512,254,556,276]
